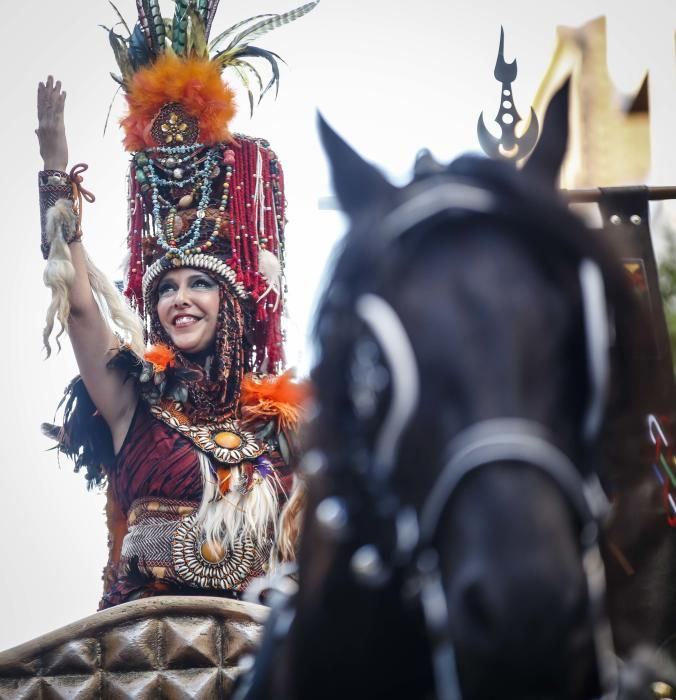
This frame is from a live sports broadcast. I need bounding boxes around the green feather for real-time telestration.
[236,59,264,95]
[172,0,189,54]
[209,13,275,51]
[224,1,319,53]
[196,0,209,20]
[143,0,166,53]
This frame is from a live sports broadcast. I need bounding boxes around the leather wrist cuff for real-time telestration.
[39,169,75,259]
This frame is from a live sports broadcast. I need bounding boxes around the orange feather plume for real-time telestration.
[121,53,237,151]
[216,468,232,496]
[241,370,312,431]
[144,343,176,373]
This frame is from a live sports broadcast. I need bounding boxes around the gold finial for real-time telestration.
[652,680,675,699]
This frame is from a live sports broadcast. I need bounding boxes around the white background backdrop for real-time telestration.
[0,0,674,649]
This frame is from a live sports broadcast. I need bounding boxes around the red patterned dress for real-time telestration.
[100,401,294,609]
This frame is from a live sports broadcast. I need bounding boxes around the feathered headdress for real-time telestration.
[105,0,319,149]
[103,0,319,377]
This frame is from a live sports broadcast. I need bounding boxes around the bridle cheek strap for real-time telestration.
[355,294,420,482]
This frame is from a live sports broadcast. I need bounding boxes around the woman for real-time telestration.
[37,2,314,609]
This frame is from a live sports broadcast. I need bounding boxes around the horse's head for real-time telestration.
[309,83,645,699]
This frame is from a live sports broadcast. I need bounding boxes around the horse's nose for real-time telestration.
[453,561,588,659]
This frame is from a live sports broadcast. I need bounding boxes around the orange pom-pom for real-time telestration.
[144,343,176,372]
[241,370,312,431]
[121,53,237,151]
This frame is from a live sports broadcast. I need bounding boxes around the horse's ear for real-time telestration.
[318,113,393,219]
[522,77,570,188]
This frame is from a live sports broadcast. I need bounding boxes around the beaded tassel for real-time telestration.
[125,167,148,313]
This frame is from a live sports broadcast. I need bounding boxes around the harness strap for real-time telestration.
[379,180,494,241]
[419,419,603,545]
[355,294,420,482]
[579,259,611,445]
[416,418,616,700]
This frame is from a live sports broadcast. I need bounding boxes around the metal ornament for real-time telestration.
[350,544,389,587]
[315,497,349,538]
[477,27,539,164]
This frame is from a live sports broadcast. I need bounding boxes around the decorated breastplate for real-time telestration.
[119,398,292,593]
[150,400,268,464]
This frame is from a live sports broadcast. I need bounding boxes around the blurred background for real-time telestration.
[0,0,674,649]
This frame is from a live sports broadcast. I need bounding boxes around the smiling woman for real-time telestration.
[35,0,316,611]
[156,270,221,355]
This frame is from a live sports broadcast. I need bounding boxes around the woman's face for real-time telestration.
[156,268,220,355]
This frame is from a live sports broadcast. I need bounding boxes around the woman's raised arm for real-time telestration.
[37,76,139,452]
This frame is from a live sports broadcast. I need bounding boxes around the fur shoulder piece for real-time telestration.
[240,370,311,432]
[108,344,200,405]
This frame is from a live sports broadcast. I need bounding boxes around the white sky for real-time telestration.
[0,0,674,650]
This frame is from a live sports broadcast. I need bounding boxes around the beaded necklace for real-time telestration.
[133,144,235,262]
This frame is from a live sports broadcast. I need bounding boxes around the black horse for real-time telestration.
[239,85,673,700]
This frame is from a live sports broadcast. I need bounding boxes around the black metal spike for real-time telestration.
[477,27,539,164]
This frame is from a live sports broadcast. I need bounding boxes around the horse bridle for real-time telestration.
[235,177,619,700]
[344,180,619,700]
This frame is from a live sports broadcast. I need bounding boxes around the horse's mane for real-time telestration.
[313,153,652,487]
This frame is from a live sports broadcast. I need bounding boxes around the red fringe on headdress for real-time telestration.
[124,167,146,311]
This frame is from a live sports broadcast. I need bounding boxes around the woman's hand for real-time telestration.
[36,76,68,172]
